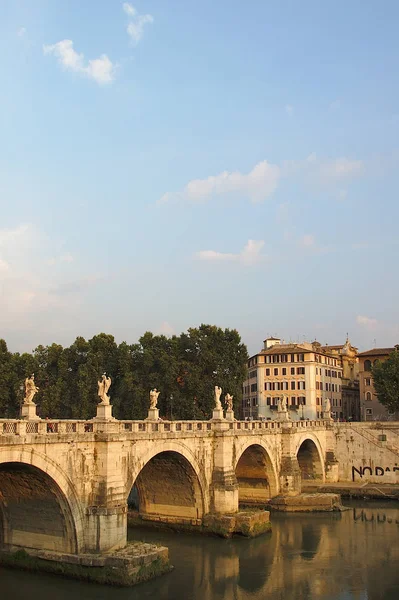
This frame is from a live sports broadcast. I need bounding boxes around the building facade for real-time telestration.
[242,337,344,421]
[358,347,397,421]
[321,338,360,421]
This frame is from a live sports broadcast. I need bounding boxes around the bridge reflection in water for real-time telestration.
[1,501,398,600]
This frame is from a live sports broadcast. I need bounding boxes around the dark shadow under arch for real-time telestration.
[235,444,278,506]
[297,439,323,481]
[130,451,204,522]
[0,462,77,553]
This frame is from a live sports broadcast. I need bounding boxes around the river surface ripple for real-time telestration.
[1,500,399,600]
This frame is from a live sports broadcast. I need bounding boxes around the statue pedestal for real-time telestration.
[146,408,159,421]
[21,403,40,420]
[322,411,333,422]
[212,407,224,420]
[94,404,114,421]
[276,410,290,422]
[225,409,235,421]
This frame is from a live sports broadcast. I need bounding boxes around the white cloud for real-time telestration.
[285,104,294,116]
[300,234,315,248]
[60,253,74,263]
[123,4,154,45]
[17,27,26,37]
[158,321,175,336]
[357,315,378,329]
[43,40,116,84]
[283,153,365,188]
[196,239,266,266]
[123,2,136,17]
[160,160,280,205]
[318,157,364,180]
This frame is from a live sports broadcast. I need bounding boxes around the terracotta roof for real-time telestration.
[322,345,345,350]
[357,348,395,357]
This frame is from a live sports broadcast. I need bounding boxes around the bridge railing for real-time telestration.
[0,417,333,437]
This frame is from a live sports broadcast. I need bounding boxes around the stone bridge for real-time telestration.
[0,417,398,557]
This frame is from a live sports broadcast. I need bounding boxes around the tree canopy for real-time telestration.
[0,325,248,420]
[371,346,399,413]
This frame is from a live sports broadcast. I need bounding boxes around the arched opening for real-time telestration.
[235,444,278,506]
[297,440,323,481]
[131,451,204,523]
[0,462,77,553]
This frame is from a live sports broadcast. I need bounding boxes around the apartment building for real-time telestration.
[358,347,398,421]
[242,337,344,421]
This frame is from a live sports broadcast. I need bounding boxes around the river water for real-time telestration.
[1,501,399,600]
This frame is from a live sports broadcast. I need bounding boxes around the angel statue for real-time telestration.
[98,373,112,405]
[24,374,39,405]
[225,393,233,412]
[214,386,222,409]
[150,388,160,409]
[280,396,288,412]
[324,398,331,414]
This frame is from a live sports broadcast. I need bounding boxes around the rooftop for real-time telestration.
[357,348,395,357]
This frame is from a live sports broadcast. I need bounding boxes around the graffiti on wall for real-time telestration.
[352,465,399,481]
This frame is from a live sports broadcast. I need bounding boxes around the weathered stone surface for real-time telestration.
[268,493,342,512]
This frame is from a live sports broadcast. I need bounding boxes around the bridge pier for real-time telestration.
[279,427,302,496]
[210,424,239,514]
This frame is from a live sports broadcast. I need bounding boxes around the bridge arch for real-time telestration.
[295,434,325,482]
[126,441,208,522]
[0,449,85,553]
[234,440,279,504]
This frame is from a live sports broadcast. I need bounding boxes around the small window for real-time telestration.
[282,367,287,376]
[365,377,371,386]
[291,381,296,390]
[364,360,372,371]
[291,367,295,375]
[274,368,278,376]
[366,392,372,401]
[265,368,270,376]
[366,408,373,416]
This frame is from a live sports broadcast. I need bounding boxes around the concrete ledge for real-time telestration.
[302,482,399,500]
[0,543,171,586]
[267,493,343,512]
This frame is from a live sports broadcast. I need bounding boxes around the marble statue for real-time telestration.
[150,388,160,409]
[214,386,222,409]
[225,393,233,411]
[324,398,331,413]
[98,373,112,405]
[24,374,39,405]
[279,396,288,412]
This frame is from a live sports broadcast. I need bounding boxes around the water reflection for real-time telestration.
[1,501,399,600]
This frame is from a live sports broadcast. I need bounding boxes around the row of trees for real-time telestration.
[0,325,248,421]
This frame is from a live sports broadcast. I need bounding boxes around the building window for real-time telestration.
[297,367,305,375]
[282,367,287,376]
[265,368,270,376]
[291,381,296,390]
[365,377,371,386]
[291,367,295,375]
[266,397,271,405]
[366,408,373,416]
[316,381,320,390]
[320,382,323,391]
[266,356,271,364]
[298,354,304,362]
[364,360,372,371]
[366,392,372,401]
[274,368,278,376]
[249,370,257,379]
[251,383,257,392]
[291,397,296,405]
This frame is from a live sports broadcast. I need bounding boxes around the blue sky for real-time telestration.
[1,0,398,355]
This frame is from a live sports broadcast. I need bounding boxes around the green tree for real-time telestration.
[372,346,399,413]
